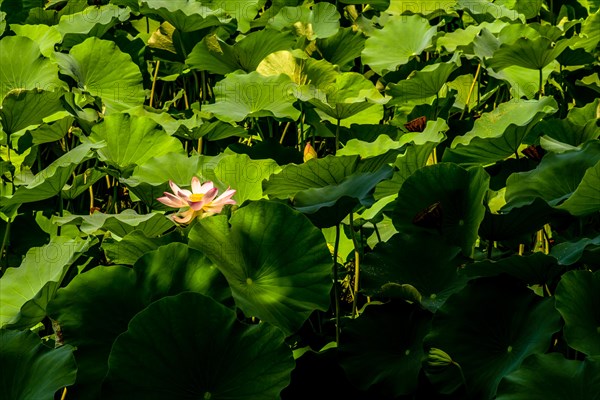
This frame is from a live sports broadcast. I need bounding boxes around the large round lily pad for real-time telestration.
[423,277,562,399]
[103,292,294,400]
[188,200,332,335]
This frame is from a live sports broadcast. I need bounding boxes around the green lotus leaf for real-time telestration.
[455,0,525,23]
[503,140,600,212]
[186,29,295,75]
[496,353,600,400]
[1,0,43,24]
[387,59,459,105]
[103,292,293,399]
[374,141,437,199]
[140,0,223,32]
[203,71,300,123]
[125,105,202,136]
[0,142,102,211]
[0,236,90,329]
[59,168,104,203]
[397,117,448,147]
[555,270,600,356]
[390,163,489,255]
[52,209,173,237]
[487,37,577,72]
[267,2,340,40]
[461,252,563,285]
[551,234,600,266]
[362,14,437,75]
[534,105,600,148]
[203,0,265,32]
[101,230,184,265]
[0,330,77,400]
[263,155,360,199]
[443,97,558,165]
[317,27,366,71]
[338,302,432,397]
[47,243,231,398]
[89,113,184,173]
[55,37,145,113]
[423,277,562,399]
[305,72,387,121]
[388,0,457,15]
[188,200,332,335]
[487,62,555,100]
[57,4,130,48]
[0,89,66,137]
[292,165,393,227]
[572,11,600,53]
[214,153,280,205]
[557,159,600,216]
[11,24,62,57]
[341,0,390,11]
[437,20,507,53]
[362,232,467,311]
[257,50,339,89]
[337,134,403,159]
[0,36,66,100]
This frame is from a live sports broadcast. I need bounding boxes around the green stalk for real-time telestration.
[349,212,360,318]
[333,224,341,345]
[1,218,11,270]
[335,118,341,153]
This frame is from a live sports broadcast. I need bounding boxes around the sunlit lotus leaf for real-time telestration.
[304,72,387,121]
[391,163,489,255]
[387,0,457,15]
[52,209,174,237]
[443,97,558,165]
[203,71,300,122]
[0,237,90,329]
[47,243,231,399]
[340,0,390,11]
[54,37,145,113]
[61,167,106,201]
[424,277,561,399]
[11,24,61,57]
[337,135,403,158]
[437,20,507,54]
[203,0,265,32]
[267,2,340,40]
[572,11,600,53]
[140,0,223,32]
[0,36,66,100]
[0,142,102,211]
[103,292,294,399]
[387,59,459,105]
[555,270,600,356]
[362,232,467,311]
[487,37,577,72]
[89,113,184,173]
[0,89,66,136]
[503,140,600,212]
[339,302,432,397]
[257,51,339,88]
[488,63,556,99]
[0,330,77,400]
[551,234,600,266]
[213,153,280,205]
[186,29,295,75]
[362,14,437,75]
[188,200,332,335]
[496,353,600,400]
[57,4,130,48]
[317,27,365,70]
[455,0,525,23]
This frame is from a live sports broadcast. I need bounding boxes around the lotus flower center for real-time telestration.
[189,193,204,202]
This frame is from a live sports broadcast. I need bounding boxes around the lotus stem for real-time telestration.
[279,122,291,144]
[349,212,360,318]
[335,118,341,153]
[373,222,382,243]
[460,63,481,120]
[1,218,12,270]
[333,224,341,345]
[150,60,160,107]
[538,68,543,99]
[60,388,67,400]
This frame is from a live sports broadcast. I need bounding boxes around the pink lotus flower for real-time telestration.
[157,177,236,224]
